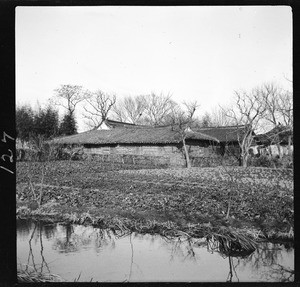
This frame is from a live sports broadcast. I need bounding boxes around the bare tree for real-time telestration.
[111,101,126,122]
[124,95,147,124]
[26,135,58,208]
[210,106,235,127]
[259,83,281,127]
[277,91,293,127]
[52,85,85,117]
[197,112,213,128]
[223,87,266,167]
[112,95,147,124]
[112,92,179,126]
[162,103,184,126]
[142,92,178,126]
[82,90,116,130]
[277,90,293,156]
[169,101,200,168]
[257,83,293,157]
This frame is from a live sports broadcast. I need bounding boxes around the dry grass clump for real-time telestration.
[17,265,63,282]
[163,224,259,257]
[160,225,259,258]
[205,228,258,257]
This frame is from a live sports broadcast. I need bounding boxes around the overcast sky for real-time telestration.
[16,6,292,132]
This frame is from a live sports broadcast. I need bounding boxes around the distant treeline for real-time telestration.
[16,104,76,143]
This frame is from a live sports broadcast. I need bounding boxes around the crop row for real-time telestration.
[17,161,293,229]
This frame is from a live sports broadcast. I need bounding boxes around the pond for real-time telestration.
[17,219,294,282]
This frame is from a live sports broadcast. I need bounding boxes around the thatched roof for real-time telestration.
[51,126,219,145]
[195,125,250,143]
[255,125,293,145]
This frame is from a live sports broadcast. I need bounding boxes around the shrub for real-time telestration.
[16,145,69,162]
[16,148,39,162]
[249,155,276,168]
[279,155,293,169]
[248,154,293,169]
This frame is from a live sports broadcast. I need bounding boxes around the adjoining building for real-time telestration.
[254,125,293,157]
[195,125,252,158]
[196,125,248,144]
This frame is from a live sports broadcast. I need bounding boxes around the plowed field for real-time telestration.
[16,161,294,238]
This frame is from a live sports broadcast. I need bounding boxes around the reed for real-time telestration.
[17,265,63,283]
[205,227,258,257]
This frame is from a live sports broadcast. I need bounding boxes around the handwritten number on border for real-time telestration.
[2,131,14,143]
[1,149,13,163]
[1,132,14,174]
[0,165,14,174]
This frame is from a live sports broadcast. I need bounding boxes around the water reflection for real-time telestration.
[239,242,294,282]
[19,221,52,276]
[17,219,294,282]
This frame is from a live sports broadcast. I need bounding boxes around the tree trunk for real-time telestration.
[241,152,248,168]
[276,144,282,159]
[288,135,292,156]
[182,138,191,168]
[226,199,231,219]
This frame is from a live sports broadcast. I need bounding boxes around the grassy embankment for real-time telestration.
[16,161,294,245]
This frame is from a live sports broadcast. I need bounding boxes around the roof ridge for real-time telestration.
[105,118,150,127]
[190,131,220,142]
[197,124,246,129]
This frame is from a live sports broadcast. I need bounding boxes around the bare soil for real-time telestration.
[16,161,294,241]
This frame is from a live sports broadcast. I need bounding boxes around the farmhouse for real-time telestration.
[255,125,293,157]
[51,124,224,168]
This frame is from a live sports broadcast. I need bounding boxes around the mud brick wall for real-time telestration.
[81,142,234,168]
[83,144,178,155]
[187,144,239,167]
[83,144,186,168]
[17,141,239,167]
[84,154,173,169]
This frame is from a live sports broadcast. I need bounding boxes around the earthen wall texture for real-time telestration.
[82,143,238,168]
